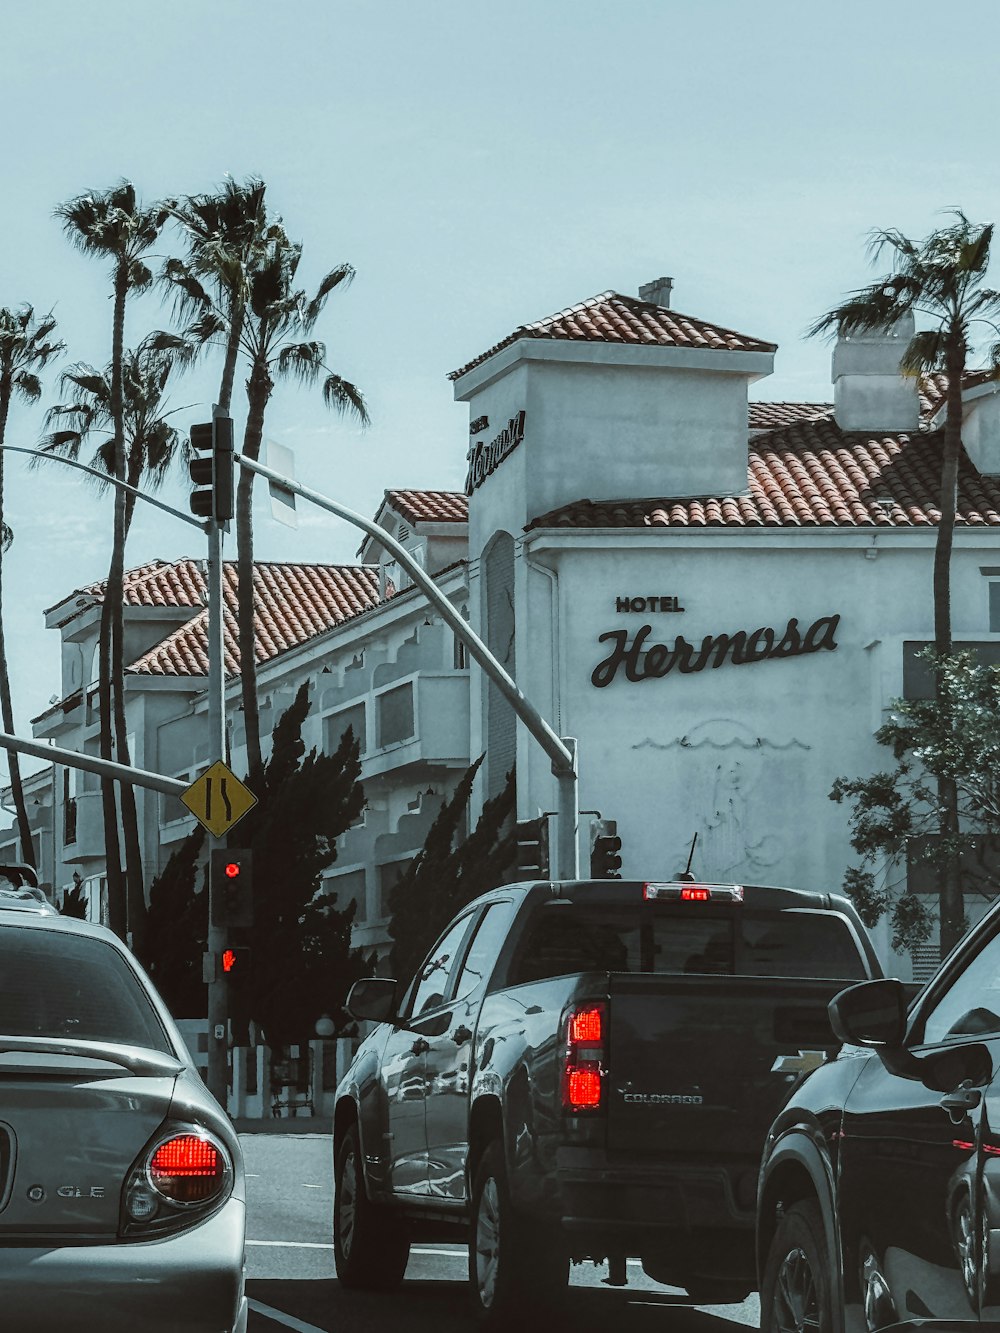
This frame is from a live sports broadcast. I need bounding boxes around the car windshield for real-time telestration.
[511,906,868,983]
[0,925,173,1054]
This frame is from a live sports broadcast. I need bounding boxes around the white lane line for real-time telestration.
[411,1246,467,1259]
[248,1240,330,1249]
[247,1298,328,1333]
[301,1183,322,1189]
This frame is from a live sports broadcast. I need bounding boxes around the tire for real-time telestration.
[761,1198,834,1333]
[469,1140,566,1327]
[334,1123,409,1289]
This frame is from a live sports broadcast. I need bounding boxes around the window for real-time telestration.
[453,901,519,1001]
[508,905,869,987]
[62,769,77,846]
[0,926,171,1053]
[919,927,1000,1045]
[408,915,475,1017]
[991,584,1000,633]
[377,860,412,920]
[377,682,415,747]
[904,640,1000,699]
[324,701,366,756]
[323,869,366,921]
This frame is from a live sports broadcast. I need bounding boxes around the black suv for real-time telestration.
[757,898,1000,1331]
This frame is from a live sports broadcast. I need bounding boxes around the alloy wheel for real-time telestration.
[475,1176,501,1309]
[773,1245,821,1333]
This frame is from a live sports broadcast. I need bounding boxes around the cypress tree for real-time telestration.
[142,825,207,1017]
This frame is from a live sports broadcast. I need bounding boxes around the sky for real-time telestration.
[3,0,1000,770]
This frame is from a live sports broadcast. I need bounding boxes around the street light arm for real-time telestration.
[0,444,208,531]
[233,452,575,776]
[0,730,188,798]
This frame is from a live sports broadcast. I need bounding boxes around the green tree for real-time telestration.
[811,212,1000,956]
[0,305,63,864]
[239,683,368,1045]
[56,183,170,944]
[387,760,517,985]
[58,881,89,920]
[166,229,369,780]
[143,826,207,1018]
[831,650,1000,954]
[40,337,187,953]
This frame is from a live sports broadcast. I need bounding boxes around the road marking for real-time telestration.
[301,1183,322,1188]
[247,1240,330,1249]
[247,1298,328,1333]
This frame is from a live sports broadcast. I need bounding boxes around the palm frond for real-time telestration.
[12,371,41,403]
[305,264,355,326]
[899,328,946,377]
[276,341,326,386]
[0,521,12,554]
[322,373,370,425]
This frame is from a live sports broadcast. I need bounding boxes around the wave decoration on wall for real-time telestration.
[632,734,811,753]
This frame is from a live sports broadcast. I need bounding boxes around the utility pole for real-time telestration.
[234,453,580,878]
[190,409,234,1104]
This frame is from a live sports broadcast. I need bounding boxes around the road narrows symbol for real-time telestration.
[180,761,257,838]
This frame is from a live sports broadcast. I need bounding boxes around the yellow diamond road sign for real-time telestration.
[180,761,257,838]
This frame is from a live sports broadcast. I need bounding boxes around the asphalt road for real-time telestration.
[242,1133,761,1333]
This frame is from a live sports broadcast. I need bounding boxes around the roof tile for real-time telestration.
[449,291,776,381]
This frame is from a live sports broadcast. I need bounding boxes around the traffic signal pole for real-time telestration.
[205,507,228,1105]
[233,453,581,879]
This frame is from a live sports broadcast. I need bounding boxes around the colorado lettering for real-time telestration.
[591,614,840,688]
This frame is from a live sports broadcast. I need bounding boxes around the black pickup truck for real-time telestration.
[333,878,881,1324]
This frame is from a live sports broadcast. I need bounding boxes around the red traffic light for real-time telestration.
[224,862,241,879]
[222,948,237,973]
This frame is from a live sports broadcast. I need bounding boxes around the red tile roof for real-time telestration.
[127,562,381,677]
[749,401,832,430]
[530,419,1000,531]
[449,291,777,381]
[384,489,468,524]
[919,369,996,419]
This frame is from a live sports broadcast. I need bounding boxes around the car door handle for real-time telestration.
[410,1038,430,1056]
[940,1081,982,1115]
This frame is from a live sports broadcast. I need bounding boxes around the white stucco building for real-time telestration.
[7,276,1000,980]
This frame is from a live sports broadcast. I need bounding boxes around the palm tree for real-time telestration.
[56,182,169,945]
[40,337,187,952]
[165,229,369,779]
[812,210,1000,955]
[0,306,63,866]
[163,176,280,413]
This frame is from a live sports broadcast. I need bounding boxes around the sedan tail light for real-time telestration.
[121,1126,233,1235]
[563,1001,606,1113]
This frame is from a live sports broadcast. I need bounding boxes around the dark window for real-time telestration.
[991,584,1000,633]
[0,926,171,1053]
[324,702,366,756]
[453,901,519,1001]
[509,906,867,986]
[377,683,414,747]
[408,915,475,1016]
[904,640,1000,700]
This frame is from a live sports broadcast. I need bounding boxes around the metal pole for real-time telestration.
[234,453,580,877]
[205,513,228,1105]
[0,731,188,796]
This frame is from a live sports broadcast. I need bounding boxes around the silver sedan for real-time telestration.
[0,884,246,1333]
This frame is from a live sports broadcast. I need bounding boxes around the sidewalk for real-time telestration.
[233,1115,332,1135]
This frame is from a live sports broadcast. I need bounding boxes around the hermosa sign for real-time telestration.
[591,614,840,688]
[465,411,526,495]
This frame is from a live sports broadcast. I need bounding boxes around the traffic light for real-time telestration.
[211,848,253,927]
[220,946,251,979]
[590,819,623,879]
[188,412,234,522]
[514,816,550,880]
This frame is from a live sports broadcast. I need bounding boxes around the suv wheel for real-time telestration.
[761,1199,833,1333]
[469,1140,566,1326]
[334,1123,409,1289]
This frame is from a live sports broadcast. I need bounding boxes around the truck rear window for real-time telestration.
[509,906,868,984]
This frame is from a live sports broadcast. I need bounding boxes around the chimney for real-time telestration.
[832,312,919,433]
[638,276,673,309]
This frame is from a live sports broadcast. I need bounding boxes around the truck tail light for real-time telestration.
[563,1001,606,1113]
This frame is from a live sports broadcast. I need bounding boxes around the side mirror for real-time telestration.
[828,978,908,1048]
[346,977,398,1025]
